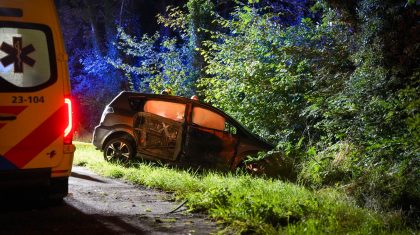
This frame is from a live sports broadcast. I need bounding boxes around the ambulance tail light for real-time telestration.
[64,97,73,144]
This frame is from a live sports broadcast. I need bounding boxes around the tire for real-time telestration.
[48,177,68,205]
[103,136,135,162]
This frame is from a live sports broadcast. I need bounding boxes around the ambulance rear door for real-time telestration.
[0,4,67,171]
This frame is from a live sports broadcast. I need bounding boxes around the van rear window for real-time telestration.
[0,22,56,92]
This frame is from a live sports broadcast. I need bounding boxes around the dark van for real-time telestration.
[93,92,273,171]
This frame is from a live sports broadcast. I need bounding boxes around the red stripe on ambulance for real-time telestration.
[0,106,27,115]
[4,105,66,168]
[0,106,27,130]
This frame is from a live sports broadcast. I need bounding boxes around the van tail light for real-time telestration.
[64,97,73,144]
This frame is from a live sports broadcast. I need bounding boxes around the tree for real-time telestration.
[198,0,419,219]
[56,0,136,130]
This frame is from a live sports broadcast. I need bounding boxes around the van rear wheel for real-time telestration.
[48,177,68,205]
[103,137,134,162]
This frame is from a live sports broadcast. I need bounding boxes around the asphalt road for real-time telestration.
[0,166,218,235]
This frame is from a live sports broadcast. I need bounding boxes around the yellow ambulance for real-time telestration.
[0,0,75,200]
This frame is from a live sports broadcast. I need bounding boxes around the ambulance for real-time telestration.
[0,0,75,200]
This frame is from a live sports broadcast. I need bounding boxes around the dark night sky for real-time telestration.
[127,0,187,34]
[54,0,188,35]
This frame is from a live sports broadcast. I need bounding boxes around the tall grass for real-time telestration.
[73,142,410,234]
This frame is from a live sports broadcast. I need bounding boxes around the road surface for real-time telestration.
[0,166,219,234]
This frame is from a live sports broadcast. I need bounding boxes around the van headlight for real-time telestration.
[100,106,114,123]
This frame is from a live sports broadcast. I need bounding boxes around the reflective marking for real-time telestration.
[0,106,27,130]
[4,105,65,168]
[0,105,27,115]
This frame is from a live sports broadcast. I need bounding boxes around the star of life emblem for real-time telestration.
[0,27,51,88]
[0,36,35,73]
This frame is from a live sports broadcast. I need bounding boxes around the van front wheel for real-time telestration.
[103,137,134,162]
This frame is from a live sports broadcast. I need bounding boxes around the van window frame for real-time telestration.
[0,21,57,92]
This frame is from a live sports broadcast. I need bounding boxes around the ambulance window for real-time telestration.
[0,22,56,92]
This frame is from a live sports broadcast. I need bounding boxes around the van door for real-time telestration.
[133,99,186,161]
[0,21,66,170]
[182,106,238,170]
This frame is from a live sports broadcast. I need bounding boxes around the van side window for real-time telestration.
[143,100,186,122]
[192,107,226,131]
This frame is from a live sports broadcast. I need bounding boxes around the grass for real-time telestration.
[73,141,411,234]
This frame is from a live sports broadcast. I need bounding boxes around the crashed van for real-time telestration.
[93,92,273,171]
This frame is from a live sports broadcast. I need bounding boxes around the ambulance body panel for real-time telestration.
[0,0,75,199]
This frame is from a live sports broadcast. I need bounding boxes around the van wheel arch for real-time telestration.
[102,132,136,162]
[102,132,135,150]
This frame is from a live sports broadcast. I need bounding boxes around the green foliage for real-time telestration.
[108,27,198,96]
[107,0,419,225]
[157,6,188,37]
[196,0,419,222]
[322,0,419,218]
[109,0,216,96]
[199,7,314,144]
[74,142,411,234]
[298,141,360,188]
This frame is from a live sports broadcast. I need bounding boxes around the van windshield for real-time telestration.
[0,22,56,92]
